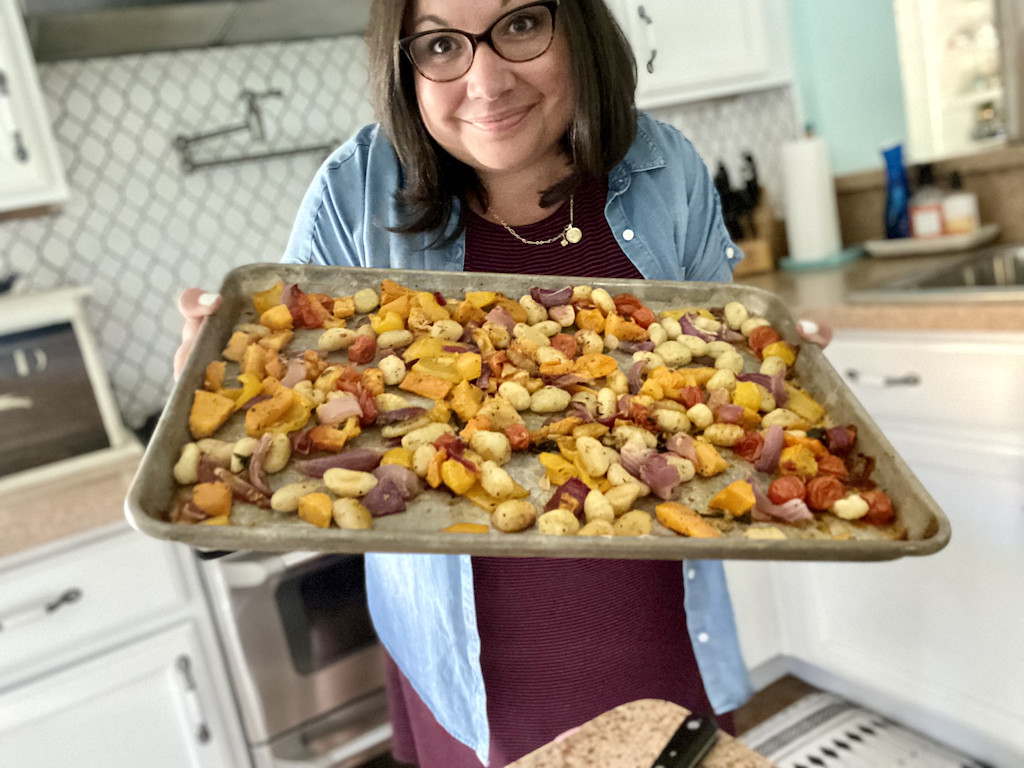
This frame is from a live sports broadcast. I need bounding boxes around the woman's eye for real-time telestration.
[504,11,541,35]
[423,34,461,57]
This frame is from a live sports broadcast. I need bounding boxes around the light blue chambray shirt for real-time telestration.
[282,113,753,765]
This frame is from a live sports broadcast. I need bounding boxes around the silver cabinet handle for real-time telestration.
[844,369,921,387]
[636,4,657,73]
[177,655,211,744]
[0,587,81,631]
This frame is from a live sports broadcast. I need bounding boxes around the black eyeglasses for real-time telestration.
[399,0,560,83]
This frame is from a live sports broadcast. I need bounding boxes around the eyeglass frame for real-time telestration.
[398,0,561,83]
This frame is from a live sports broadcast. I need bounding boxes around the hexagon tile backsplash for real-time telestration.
[0,36,797,429]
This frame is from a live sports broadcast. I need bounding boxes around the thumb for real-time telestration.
[179,288,222,320]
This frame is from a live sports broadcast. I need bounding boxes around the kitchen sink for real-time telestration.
[849,244,1024,303]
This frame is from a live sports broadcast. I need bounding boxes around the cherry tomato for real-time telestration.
[505,424,530,452]
[816,454,849,479]
[806,475,846,511]
[748,325,782,357]
[631,306,657,329]
[861,490,895,525]
[677,385,703,410]
[347,335,377,365]
[612,293,644,317]
[732,432,764,463]
[550,333,577,359]
[768,475,807,505]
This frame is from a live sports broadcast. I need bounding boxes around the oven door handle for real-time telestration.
[273,722,392,768]
[220,551,324,588]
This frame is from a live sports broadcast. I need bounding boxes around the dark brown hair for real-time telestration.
[366,0,637,246]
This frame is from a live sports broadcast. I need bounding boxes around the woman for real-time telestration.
[185,0,753,765]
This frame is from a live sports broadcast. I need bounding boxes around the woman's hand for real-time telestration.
[796,319,832,348]
[174,288,222,379]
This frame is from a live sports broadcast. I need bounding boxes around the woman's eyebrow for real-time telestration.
[409,13,449,30]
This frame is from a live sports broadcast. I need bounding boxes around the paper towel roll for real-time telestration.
[781,136,842,264]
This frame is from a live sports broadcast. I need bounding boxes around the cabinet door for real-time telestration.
[0,0,68,212]
[0,623,239,768]
[608,0,791,108]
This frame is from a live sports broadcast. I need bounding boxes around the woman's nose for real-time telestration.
[464,42,516,100]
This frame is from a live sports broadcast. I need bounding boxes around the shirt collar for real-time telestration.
[609,112,666,193]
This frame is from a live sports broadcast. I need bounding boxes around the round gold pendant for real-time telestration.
[564,226,582,244]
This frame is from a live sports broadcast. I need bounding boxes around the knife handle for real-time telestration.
[651,714,719,768]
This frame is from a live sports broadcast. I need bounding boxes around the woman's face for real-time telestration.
[406,0,574,184]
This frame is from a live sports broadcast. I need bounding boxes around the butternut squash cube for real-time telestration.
[189,389,236,439]
[298,492,333,529]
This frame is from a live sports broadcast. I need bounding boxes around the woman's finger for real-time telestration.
[179,288,222,319]
[796,319,832,348]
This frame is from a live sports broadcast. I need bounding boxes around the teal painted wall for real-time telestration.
[789,0,907,174]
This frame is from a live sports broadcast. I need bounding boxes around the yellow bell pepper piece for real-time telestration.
[441,458,477,495]
[465,291,496,308]
[761,341,797,366]
[732,381,762,412]
[381,447,415,469]
[778,444,819,479]
[371,310,405,334]
[259,304,293,332]
[252,281,283,315]
[783,384,826,425]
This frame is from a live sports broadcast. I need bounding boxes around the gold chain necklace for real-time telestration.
[494,195,583,247]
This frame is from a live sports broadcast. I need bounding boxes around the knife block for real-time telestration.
[733,192,776,277]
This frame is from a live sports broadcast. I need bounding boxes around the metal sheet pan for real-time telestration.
[125,264,951,561]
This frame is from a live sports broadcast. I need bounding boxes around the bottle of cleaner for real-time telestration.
[908,163,944,238]
[881,142,910,239]
[942,171,980,235]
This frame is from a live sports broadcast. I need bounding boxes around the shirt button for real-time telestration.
[623,229,635,241]
[687,568,696,580]
[697,632,710,643]
[726,246,735,258]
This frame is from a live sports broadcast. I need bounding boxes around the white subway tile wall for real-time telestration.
[0,37,797,428]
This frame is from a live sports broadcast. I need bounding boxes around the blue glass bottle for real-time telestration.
[882,142,910,239]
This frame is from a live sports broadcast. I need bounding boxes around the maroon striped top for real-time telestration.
[464,176,643,279]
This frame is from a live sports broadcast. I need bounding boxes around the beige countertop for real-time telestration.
[0,455,141,559]
[734,251,1023,333]
[509,699,774,768]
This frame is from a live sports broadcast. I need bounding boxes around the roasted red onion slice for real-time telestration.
[316,393,362,425]
[530,285,573,307]
[716,403,744,424]
[753,424,784,473]
[248,433,274,495]
[484,306,516,334]
[619,442,655,478]
[213,467,270,508]
[280,357,307,388]
[544,477,590,517]
[640,453,683,500]
[372,464,422,499]
[627,360,645,395]
[665,433,697,465]
[750,479,813,523]
[678,314,712,341]
[293,448,383,477]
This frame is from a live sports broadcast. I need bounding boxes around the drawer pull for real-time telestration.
[177,655,211,744]
[844,369,921,388]
[0,587,82,632]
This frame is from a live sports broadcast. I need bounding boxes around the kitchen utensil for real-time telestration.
[650,714,719,768]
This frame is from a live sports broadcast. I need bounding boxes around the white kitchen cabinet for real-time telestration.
[606,0,793,109]
[727,330,1024,766]
[0,623,231,768]
[0,524,249,767]
[0,0,68,213]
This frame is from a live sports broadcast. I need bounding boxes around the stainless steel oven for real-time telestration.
[197,550,391,768]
